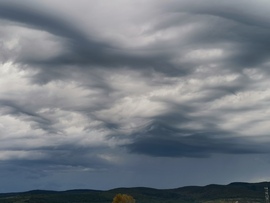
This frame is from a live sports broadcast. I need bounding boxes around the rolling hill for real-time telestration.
[0,182,269,203]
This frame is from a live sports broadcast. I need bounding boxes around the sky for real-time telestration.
[1,0,270,193]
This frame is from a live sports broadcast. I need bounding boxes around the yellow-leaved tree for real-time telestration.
[112,194,135,203]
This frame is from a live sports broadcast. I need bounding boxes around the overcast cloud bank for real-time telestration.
[1,0,270,192]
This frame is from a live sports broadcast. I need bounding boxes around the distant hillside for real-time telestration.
[0,182,269,203]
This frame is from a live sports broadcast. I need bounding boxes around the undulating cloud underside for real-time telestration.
[1,0,270,192]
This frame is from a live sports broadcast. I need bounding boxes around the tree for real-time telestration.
[112,194,135,203]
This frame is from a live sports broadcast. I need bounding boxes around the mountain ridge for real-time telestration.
[0,181,269,203]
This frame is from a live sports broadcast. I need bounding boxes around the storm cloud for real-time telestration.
[1,0,270,192]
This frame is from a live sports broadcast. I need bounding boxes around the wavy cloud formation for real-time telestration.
[1,0,270,192]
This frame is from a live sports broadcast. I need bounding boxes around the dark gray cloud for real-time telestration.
[0,1,186,85]
[125,123,267,158]
[164,1,270,71]
[1,0,270,192]
[0,1,103,47]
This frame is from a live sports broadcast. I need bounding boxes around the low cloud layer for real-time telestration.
[1,0,270,192]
